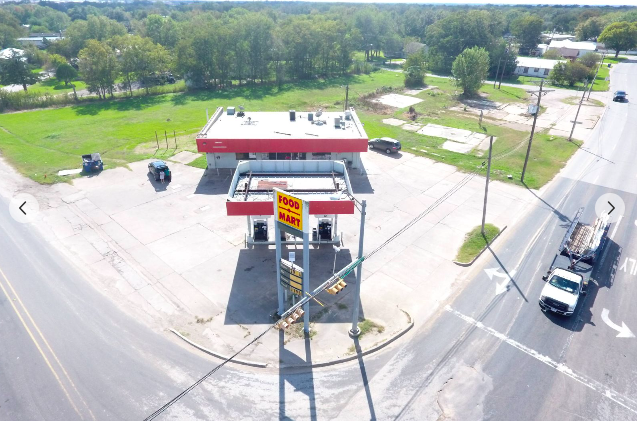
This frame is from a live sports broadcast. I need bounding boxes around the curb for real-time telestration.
[453,225,508,267]
[170,329,268,368]
[171,313,414,370]
[280,313,414,370]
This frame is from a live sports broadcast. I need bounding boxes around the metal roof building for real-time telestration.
[196,107,368,170]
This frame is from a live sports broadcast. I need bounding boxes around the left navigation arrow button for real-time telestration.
[9,193,39,223]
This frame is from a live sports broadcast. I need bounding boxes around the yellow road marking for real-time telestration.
[0,265,95,420]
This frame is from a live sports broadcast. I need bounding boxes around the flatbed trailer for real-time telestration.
[539,207,610,315]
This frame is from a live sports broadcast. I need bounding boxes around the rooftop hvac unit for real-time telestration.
[227,106,235,115]
[289,110,296,121]
[334,117,341,128]
[345,110,352,120]
[315,109,323,118]
[308,112,314,121]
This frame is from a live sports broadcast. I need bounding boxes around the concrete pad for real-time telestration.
[147,224,233,274]
[158,273,215,316]
[101,221,141,251]
[374,94,424,108]
[442,141,474,154]
[126,244,175,281]
[60,234,104,265]
[404,88,428,96]
[412,222,467,260]
[58,168,82,176]
[402,123,422,132]
[170,151,202,164]
[382,118,406,126]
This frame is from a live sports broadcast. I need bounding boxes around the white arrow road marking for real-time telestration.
[484,267,517,295]
[446,306,637,414]
[601,308,636,338]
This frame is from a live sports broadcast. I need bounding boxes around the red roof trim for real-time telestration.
[226,200,354,216]
[197,138,368,154]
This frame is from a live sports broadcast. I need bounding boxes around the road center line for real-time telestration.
[0,265,95,420]
[445,305,637,414]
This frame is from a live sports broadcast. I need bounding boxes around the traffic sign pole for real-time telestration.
[302,200,310,334]
[273,194,284,315]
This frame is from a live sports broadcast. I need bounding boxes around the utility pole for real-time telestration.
[568,80,589,142]
[522,79,553,183]
[493,58,501,88]
[587,53,605,100]
[349,200,366,338]
[498,38,513,89]
[344,84,349,111]
[481,136,493,236]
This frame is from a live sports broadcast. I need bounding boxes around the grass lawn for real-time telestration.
[186,154,207,169]
[29,78,87,94]
[359,73,579,189]
[456,224,500,263]
[561,96,605,107]
[0,72,404,184]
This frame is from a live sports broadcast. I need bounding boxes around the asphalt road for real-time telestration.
[335,59,637,420]
[0,60,636,421]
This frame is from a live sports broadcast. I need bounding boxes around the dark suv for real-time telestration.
[613,91,627,102]
[148,160,171,182]
[369,137,402,154]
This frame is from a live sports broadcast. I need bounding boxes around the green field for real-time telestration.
[0,69,579,189]
[29,78,88,94]
[0,72,404,183]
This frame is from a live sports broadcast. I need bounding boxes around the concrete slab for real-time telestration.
[402,123,422,132]
[170,151,202,164]
[442,141,474,153]
[382,118,406,126]
[58,168,82,176]
[374,93,424,108]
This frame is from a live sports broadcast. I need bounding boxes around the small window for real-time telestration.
[235,153,250,160]
[534,68,539,72]
[523,67,529,73]
[544,68,550,75]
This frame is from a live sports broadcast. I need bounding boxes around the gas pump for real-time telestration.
[253,219,268,242]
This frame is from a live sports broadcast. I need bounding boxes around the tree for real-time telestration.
[403,50,427,87]
[549,61,591,86]
[78,40,118,99]
[56,63,77,85]
[425,10,494,73]
[47,54,67,71]
[511,14,544,54]
[578,52,601,69]
[598,22,637,57]
[542,48,563,60]
[0,51,38,91]
[112,35,170,95]
[451,46,490,97]
[144,14,180,48]
[56,63,78,100]
[65,16,127,57]
[576,17,603,41]
[0,9,26,49]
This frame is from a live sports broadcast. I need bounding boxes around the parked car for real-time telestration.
[613,91,627,102]
[148,160,171,182]
[369,137,402,154]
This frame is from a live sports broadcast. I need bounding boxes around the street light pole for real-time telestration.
[494,58,501,88]
[587,53,605,101]
[349,200,366,338]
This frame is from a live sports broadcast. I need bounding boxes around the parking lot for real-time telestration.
[14,147,541,366]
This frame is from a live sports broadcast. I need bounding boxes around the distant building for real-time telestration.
[17,32,63,48]
[541,33,576,42]
[549,40,597,58]
[514,57,564,78]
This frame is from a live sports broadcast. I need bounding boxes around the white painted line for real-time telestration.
[445,305,637,414]
[610,215,623,241]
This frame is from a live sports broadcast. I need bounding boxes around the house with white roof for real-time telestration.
[514,57,564,78]
[549,40,597,58]
[0,48,26,61]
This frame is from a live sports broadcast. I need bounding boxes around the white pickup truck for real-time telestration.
[539,208,609,316]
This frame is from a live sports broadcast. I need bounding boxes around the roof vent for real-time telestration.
[289,110,296,121]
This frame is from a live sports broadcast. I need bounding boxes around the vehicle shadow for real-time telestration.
[147,172,169,192]
[367,149,404,159]
[540,237,622,332]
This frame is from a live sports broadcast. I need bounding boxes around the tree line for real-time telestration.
[0,2,636,100]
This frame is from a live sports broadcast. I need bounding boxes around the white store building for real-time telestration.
[514,57,564,78]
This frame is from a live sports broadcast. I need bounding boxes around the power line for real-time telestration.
[145,165,479,420]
